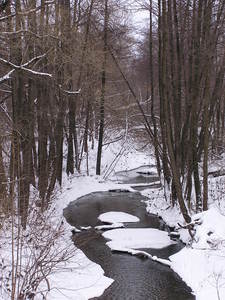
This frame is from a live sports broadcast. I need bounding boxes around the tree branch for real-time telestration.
[0,54,52,79]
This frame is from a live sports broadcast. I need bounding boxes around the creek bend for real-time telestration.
[63,167,195,300]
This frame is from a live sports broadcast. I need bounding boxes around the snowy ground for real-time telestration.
[47,142,155,299]
[170,207,225,300]
[142,176,225,299]
[1,140,225,299]
[0,141,152,300]
[41,250,113,300]
[43,143,154,299]
[57,142,225,300]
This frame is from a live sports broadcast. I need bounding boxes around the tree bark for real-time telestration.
[96,0,108,175]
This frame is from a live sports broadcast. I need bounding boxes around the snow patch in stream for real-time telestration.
[98,211,140,224]
[103,228,176,250]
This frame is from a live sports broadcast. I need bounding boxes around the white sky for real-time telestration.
[128,2,149,40]
[132,9,149,28]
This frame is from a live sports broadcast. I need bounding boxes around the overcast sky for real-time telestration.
[129,3,149,42]
[132,9,149,29]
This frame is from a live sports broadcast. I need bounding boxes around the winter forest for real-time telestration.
[0,0,225,300]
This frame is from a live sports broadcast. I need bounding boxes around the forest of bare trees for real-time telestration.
[134,0,225,223]
[0,0,224,299]
[0,0,224,229]
[0,0,132,227]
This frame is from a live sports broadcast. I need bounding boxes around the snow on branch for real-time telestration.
[20,67,52,78]
[21,54,47,67]
[59,86,81,95]
[0,54,52,80]
[0,69,14,84]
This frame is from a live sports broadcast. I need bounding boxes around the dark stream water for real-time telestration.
[63,167,195,300]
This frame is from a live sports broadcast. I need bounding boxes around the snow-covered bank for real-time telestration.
[0,141,153,300]
[41,250,113,300]
[0,182,114,300]
[170,247,225,300]
[43,143,154,299]
[170,208,225,300]
[142,181,225,300]
[44,177,125,300]
[0,204,113,300]
[2,137,224,300]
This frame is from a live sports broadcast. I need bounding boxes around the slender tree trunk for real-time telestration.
[191,0,203,212]
[149,0,161,179]
[0,138,7,211]
[159,0,171,185]
[96,0,108,175]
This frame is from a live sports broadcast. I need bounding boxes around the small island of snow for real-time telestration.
[98,211,140,224]
[103,228,175,250]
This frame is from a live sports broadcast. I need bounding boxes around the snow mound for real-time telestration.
[170,247,225,300]
[170,208,225,300]
[44,250,114,300]
[103,228,175,250]
[98,211,140,224]
[192,207,225,250]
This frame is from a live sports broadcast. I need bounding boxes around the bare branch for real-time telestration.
[0,1,55,22]
[0,69,14,84]
[59,86,81,95]
[0,55,52,79]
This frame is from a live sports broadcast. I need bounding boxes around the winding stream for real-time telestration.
[63,167,195,300]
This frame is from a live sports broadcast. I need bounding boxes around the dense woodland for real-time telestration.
[0,0,224,227]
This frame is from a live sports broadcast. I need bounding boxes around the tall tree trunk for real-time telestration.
[163,0,190,223]
[191,0,203,212]
[96,0,108,175]
[149,0,161,179]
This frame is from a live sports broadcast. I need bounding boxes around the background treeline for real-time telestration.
[0,0,224,226]
[134,0,225,222]
[0,0,133,226]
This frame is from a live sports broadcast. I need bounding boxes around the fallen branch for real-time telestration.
[178,218,202,240]
[177,218,202,229]
[111,246,172,267]
[95,223,124,230]
[208,170,225,178]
